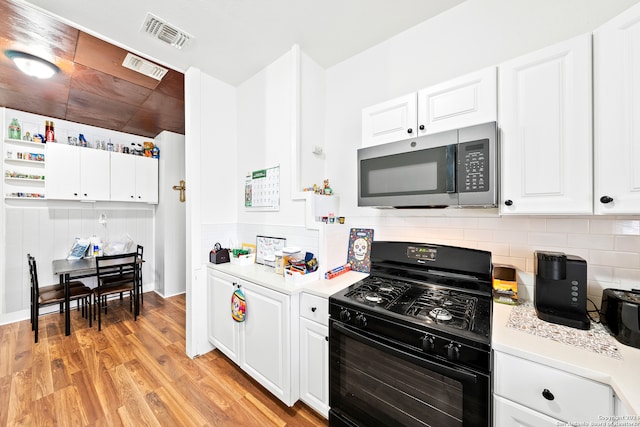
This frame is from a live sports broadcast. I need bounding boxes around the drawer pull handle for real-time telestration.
[542,389,555,401]
[311,307,317,312]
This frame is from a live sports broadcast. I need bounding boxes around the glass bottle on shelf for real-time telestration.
[45,120,55,142]
[8,118,21,140]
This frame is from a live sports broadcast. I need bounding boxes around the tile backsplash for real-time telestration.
[346,214,640,302]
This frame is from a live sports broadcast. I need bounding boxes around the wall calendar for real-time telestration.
[245,165,280,211]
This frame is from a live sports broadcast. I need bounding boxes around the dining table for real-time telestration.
[52,256,141,336]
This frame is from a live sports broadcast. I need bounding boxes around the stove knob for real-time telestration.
[421,335,435,352]
[339,309,352,322]
[446,342,461,361]
[355,313,367,328]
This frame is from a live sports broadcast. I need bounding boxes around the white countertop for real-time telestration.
[492,302,640,415]
[207,262,367,297]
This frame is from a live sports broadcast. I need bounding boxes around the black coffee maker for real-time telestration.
[534,251,590,330]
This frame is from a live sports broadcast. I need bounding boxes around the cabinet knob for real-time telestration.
[504,199,513,207]
[419,124,425,130]
[73,193,78,196]
[407,128,413,134]
[542,388,554,401]
[325,336,328,341]
[600,195,613,204]
[311,307,317,312]
[130,195,134,199]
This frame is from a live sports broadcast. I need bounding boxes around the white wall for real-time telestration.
[236,49,306,227]
[321,0,640,302]
[2,205,154,318]
[154,131,186,297]
[185,67,238,357]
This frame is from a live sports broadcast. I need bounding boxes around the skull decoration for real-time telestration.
[353,237,368,261]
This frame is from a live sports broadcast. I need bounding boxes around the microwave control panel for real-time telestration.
[459,139,489,193]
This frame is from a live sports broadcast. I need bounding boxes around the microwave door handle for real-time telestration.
[445,144,456,193]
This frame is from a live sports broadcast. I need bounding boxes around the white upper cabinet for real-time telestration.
[417,67,497,136]
[362,67,497,147]
[45,143,110,201]
[110,153,158,204]
[361,93,417,147]
[594,2,640,214]
[499,33,593,215]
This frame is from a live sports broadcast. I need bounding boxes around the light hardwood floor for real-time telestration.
[0,293,328,426]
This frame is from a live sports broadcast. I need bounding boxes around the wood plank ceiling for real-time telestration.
[0,0,184,138]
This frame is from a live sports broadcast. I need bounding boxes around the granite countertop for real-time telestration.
[492,302,640,415]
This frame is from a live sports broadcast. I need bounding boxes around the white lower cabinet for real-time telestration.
[207,268,298,406]
[493,351,614,425]
[494,395,563,426]
[207,269,240,363]
[299,293,329,418]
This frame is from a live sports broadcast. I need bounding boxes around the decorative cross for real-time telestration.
[172,180,186,203]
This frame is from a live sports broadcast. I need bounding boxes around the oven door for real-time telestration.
[329,320,490,427]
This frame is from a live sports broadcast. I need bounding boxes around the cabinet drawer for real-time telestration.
[300,293,328,326]
[494,352,613,422]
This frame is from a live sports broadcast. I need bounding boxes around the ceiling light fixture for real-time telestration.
[4,50,60,79]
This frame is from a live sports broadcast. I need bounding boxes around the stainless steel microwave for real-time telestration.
[357,121,497,208]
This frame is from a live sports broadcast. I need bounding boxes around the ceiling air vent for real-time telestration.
[122,53,168,81]
[142,13,192,50]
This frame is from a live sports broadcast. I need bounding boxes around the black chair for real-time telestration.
[136,245,144,305]
[27,253,86,328]
[28,255,92,343]
[94,252,139,331]
[115,245,143,306]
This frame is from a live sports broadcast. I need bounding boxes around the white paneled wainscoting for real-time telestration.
[1,205,154,320]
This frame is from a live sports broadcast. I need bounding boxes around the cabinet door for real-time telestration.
[110,152,136,201]
[361,93,417,147]
[80,148,110,201]
[135,156,158,203]
[240,280,292,405]
[499,34,592,215]
[494,352,613,422]
[417,67,497,136]
[300,317,329,418]
[594,2,640,214]
[208,271,240,363]
[494,395,562,427]
[45,143,81,200]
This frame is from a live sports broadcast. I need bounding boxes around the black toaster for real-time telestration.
[600,288,640,349]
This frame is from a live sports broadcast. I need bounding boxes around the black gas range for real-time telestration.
[329,241,493,427]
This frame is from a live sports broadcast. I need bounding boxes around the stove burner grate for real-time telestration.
[406,288,477,331]
[345,279,410,308]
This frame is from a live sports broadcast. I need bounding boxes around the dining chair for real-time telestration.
[94,252,138,331]
[114,245,143,306]
[27,253,87,328]
[28,254,92,343]
[136,245,144,305]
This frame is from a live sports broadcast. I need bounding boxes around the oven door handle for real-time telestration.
[333,322,478,383]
